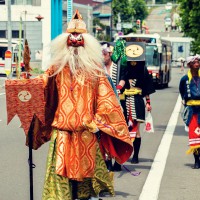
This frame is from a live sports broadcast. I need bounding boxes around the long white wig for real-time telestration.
[44,33,105,79]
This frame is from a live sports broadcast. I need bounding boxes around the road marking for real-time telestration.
[139,95,182,200]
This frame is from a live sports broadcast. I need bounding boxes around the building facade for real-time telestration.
[0,0,51,61]
[0,0,93,62]
[93,0,112,27]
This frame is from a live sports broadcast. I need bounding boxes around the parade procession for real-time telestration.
[1,0,200,200]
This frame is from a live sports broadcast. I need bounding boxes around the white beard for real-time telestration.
[44,33,105,79]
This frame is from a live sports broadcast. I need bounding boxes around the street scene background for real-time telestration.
[1,65,198,200]
[0,1,199,200]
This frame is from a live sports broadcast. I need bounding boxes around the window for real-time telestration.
[0,0,5,5]
[32,0,41,6]
[11,0,23,4]
[12,30,24,38]
[0,47,7,60]
[162,45,167,64]
[0,31,6,38]
[178,45,183,53]
[11,0,32,5]
[11,0,41,6]
[146,45,160,66]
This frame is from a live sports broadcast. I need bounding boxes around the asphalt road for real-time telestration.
[0,67,199,200]
[146,6,167,33]
[146,6,183,37]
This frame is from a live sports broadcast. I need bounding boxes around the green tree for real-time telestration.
[112,0,135,25]
[112,0,148,35]
[93,17,108,41]
[93,17,106,31]
[130,0,148,22]
[178,0,200,53]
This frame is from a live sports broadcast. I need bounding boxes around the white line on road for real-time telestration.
[139,95,182,200]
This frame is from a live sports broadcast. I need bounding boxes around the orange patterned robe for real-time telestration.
[24,66,133,199]
[40,66,133,181]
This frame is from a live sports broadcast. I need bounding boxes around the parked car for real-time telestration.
[164,17,172,26]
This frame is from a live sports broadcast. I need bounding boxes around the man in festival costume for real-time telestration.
[124,61,155,164]
[101,42,128,171]
[111,39,155,164]
[179,55,200,169]
[27,10,133,200]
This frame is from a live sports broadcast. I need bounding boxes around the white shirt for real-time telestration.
[104,62,118,86]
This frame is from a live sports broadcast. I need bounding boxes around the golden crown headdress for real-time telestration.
[66,9,87,33]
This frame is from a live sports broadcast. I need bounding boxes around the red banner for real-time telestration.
[5,78,45,135]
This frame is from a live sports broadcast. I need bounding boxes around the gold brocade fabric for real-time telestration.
[39,66,132,185]
[42,130,114,200]
[51,66,97,131]
[55,129,98,180]
[46,66,132,168]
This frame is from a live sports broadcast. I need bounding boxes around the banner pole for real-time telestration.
[28,117,35,200]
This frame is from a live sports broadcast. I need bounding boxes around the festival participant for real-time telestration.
[110,39,155,164]
[179,55,200,169]
[101,42,117,84]
[125,61,155,164]
[101,42,128,171]
[28,10,132,200]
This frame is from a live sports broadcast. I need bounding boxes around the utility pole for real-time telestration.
[17,16,22,79]
[7,0,12,51]
[6,0,12,75]
[24,10,27,46]
[110,1,113,41]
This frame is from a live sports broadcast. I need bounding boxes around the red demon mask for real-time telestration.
[67,33,84,47]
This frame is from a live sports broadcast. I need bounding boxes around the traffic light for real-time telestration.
[136,19,141,29]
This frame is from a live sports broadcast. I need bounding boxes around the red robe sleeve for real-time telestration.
[93,77,133,164]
